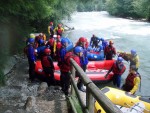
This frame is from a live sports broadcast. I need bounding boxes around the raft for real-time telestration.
[94,87,150,113]
[35,60,114,83]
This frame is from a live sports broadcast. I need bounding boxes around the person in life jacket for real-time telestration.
[122,65,141,94]
[118,49,140,71]
[58,38,68,67]
[25,33,35,45]
[48,22,54,38]
[41,48,55,86]
[54,24,64,36]
[105,57,126,88]
[104,40,116,60]
[55,35,62,61]
[53,35,61,57]
[76,37,89,72]
[26,38,36,81]
[90,34,101,49]
[59,38,69,95]
[46,36,55,59]
[60,46,82,95]
[101,38,108,50]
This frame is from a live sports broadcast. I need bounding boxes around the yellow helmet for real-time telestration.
[30,33,35,38]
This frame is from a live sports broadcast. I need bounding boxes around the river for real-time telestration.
[63,11,150,96]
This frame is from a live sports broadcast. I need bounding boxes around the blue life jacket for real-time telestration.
[60,47,67,62]
[27,45,36,62]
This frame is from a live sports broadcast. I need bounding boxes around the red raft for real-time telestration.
[35,60,115,83]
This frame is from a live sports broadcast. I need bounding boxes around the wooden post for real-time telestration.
[86,88,94,113]
[71,66,75,96]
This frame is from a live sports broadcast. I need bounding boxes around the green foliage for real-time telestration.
[105,0,150,20]
[0,0,77,85]
[76,0,105,11]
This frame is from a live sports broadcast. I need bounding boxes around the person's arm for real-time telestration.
[130,76,140,94]
[135,55,140,69]
[105,65,113,78]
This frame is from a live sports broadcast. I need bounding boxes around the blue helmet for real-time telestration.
[61,38,67,45]
[131,49,136,56]
[101,38,104,41]
[28,38,34,43]
[38,39,44,45]
[74,46,83,54]
[117,57,123,62]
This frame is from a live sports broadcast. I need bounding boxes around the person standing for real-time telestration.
[105,57,126,88]
[54,24,64,36]
[104,40,116,60]
[76,37,88,92]
[48,22,54,38]
[41,48,55,86]
[122,65,141,94]
[119,49,140,71]
[26,38,36,81]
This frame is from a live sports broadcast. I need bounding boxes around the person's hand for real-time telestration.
[104,74,108,78]
[127,92,132,95]
[34,61,36,65]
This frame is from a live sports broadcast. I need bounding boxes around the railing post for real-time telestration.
[71,66,76,96]
[86,87,94,113]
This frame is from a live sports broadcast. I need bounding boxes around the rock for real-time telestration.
[37,82,48,95]
[24,96,36,111]
[4,110,13,113]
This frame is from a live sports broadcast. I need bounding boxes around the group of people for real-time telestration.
[24,28,90,96]
[89,34,141,94]
[24,23,141,96]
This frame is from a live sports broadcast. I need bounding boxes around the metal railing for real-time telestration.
[69,58,122,113]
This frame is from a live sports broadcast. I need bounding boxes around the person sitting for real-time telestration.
[104,40,116,60]
[105,57,126,88]
[122,65,141,94]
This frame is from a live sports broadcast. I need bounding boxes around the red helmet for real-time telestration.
[56,42,62,49]
[50,22,53,25]
[44,48,51,54]
[48,38,54,46]
[79,37,86,43]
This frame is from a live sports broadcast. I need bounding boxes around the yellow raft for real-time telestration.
[94,87,150,113]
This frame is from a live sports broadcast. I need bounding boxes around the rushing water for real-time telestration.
[63,11,150,96]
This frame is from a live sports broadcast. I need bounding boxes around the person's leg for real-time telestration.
[116,75,121,88]
[64,72,70,95]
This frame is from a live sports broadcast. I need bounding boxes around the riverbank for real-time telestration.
[0,58,68,113]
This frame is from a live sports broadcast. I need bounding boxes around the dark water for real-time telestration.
[63,11,150,96]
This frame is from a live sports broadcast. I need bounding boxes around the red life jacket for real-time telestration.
[41,56,51,68]
[57,28,63,36]
[105,46,116,56]
[61,52,81,72]
[112,62,126,75]
[125,73,137,88]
